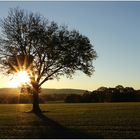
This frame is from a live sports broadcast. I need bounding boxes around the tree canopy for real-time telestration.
[0,7,97,89]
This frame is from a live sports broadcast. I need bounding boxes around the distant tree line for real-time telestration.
[1,85,140,104]
[0,93,69,104]
[65,85,140,103]
[0,88,85,103]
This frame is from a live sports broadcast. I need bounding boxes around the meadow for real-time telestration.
[0,102,140,138]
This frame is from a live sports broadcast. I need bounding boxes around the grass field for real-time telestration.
[0,102,140,138]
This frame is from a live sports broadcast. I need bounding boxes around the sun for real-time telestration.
[10,70,31,88]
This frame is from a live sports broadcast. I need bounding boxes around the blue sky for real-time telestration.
[0,1,140,90]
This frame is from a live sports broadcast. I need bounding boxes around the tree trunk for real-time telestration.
[32,91,41,113]
[31,82,41,113]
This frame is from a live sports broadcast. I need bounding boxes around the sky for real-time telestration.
[0,1,140,90]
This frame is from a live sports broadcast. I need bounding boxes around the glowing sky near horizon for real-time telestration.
[0,1,140,90]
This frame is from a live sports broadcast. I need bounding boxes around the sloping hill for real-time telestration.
[0,88,86,96]
[41,88,86,95]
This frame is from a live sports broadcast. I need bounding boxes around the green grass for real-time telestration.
[0,102,140,138]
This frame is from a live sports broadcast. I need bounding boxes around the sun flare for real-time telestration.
[10,70,31,87]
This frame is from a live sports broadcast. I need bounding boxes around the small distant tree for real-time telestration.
[0,8,97,113]
[81,91,91,102]
[65,94,81,103]
[115,85,124,90]
[97,86,108,92]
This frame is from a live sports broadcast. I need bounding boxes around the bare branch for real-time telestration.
[39,66,63,87]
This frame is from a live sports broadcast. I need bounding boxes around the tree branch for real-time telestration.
[38,66,63,87]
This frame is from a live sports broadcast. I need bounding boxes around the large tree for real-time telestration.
[0,8,97,113]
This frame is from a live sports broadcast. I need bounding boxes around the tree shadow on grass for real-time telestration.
[34,112,103,139]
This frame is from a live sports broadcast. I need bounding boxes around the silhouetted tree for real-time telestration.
[81,91,91,102]
[115,85,124,93]
[124,87,136,101]
[90,86,138,103]
[65,94,81,103]
[97,86,108,92]
[0,8,97,113]
[115,85,124,89]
